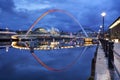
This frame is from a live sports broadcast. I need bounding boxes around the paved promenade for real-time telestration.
[95,42,120,80]
[95,44,111,80]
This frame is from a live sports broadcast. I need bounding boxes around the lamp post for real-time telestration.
[98,29,101,39]
[101,12,106,39]
[99,25,103,39]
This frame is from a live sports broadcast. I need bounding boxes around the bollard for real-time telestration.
[108,41,114,69]
[102,39,104,49]
[100,39,104,48]
[103,40,105,52]
[104,40,108,57]
[101,39,108,57]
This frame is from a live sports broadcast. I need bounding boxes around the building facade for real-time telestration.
[109,17,120,42]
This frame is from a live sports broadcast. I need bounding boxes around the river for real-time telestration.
[0,44,97,80]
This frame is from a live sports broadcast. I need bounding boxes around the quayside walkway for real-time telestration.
[95,40,120,80]
[95,43,111,80]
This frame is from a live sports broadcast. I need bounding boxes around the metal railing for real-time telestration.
[99,39,120,79]
[113,49,120,58]
[113,49,120,79]
[111,60,120,79]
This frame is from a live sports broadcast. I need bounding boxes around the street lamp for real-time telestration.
[99,25,103,39]
[101,12,106,39]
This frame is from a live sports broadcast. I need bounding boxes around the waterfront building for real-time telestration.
[33,27,48,34]
[50,27,60,36]
[109,17,120,42]
[16,29,28,34]
[0,28,16,39]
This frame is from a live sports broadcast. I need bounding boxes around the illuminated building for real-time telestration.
[50,27,60,36]
[33,27,48,34]
[0,28,16,39]
[109,17,120,42]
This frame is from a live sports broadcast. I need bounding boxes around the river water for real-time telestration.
[0,45,97,80]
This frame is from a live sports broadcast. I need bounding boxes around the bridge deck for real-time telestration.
[95,43,111,80]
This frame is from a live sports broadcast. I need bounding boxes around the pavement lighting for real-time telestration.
[101,12,106,39]
[99,25,103,39]
[100,25,102,28]
[101,12,106,17]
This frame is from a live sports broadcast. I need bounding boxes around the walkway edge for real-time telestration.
[95,44,111,80]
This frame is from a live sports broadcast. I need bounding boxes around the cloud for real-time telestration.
[14,0,52,11]
[0,0,15,13]
[0,0,120,31]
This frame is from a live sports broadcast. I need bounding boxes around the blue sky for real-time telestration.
[0,0,120,31]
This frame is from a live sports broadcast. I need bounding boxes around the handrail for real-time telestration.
[111,61,120,79]
[99,39,120,79]
[113,49,120,58]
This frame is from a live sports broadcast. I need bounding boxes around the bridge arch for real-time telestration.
[25,9,89,72]
[26,9,88,37]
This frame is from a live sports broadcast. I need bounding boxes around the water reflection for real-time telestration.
[0,40,97,80]
[11,39,93,50]
[0,42,11,52]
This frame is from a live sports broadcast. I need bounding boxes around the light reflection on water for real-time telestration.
[0,42,97,80]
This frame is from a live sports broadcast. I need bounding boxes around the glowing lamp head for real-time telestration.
[101,12,106,17]
[98,29,101,32]
[100,25,102,28]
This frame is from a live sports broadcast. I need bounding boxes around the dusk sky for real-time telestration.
[0,0,120,31]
